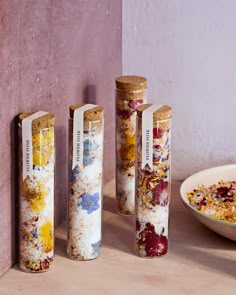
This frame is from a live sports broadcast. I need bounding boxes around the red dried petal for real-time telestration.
[138,222,155,245]
[136,219,141,231]
[152,180,169,206]
[40,259,49,270]
[153,128,163,139]
[128,99,143,109]
[199,199,206,206]
[217,186,230,198]
[145,234,168,257]
[138,222,168,257]
[146,222,155,233]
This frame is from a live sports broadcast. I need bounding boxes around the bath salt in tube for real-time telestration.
[135,104,172,257]
[19,112,55,272]
[67,104,104,260]
[115,76,147,215]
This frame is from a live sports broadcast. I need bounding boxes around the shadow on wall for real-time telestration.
[10,116,20,266]
[55,125,67,226]
[83,84,96,105]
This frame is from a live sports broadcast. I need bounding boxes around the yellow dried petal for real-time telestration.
[39,220,53,253]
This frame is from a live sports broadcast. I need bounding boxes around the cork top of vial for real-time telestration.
[115,76,147,91]
[19,112,55,132]
[137,104,172,121]
[69,104,104,121]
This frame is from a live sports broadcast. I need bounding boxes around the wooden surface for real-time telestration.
[0,0,121,275]
[0,180,235,295]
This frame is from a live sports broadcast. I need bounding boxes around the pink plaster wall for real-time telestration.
[0,0,121,275]
[123,0,236,180]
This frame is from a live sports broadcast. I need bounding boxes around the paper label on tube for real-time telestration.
[142,105,163,170]
[72,104,96,170]
[22,111,49,179]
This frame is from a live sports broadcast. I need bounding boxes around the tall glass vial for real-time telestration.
[116,76,147,215]
[67,104,104,260]
[19,112,55,272]
[135,104,172,257]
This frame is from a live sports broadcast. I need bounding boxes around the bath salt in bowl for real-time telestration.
[180,164,236,241]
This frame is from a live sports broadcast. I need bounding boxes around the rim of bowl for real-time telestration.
[180,164,236,228]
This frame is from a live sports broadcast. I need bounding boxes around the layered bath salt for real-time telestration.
[67,104,104,260]
[115,76,147,215]
[135,104,172,257]
[19,112,55,272]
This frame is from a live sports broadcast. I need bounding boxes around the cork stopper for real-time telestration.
[69,104,104,121]
[137,104,172,121]
[19,112,55,132]
[115,76,147,92]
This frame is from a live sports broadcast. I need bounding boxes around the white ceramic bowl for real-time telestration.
[180,164,236,241]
